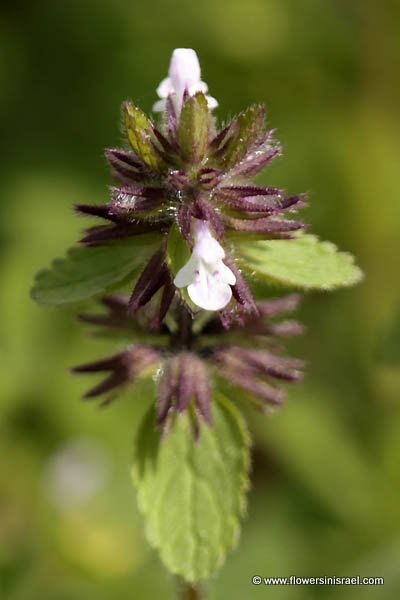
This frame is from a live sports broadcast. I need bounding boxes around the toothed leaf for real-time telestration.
[31,235,160,305]
[132,392,251,583]
[234,234,363,290]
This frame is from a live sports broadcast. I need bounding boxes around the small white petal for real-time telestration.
[156,77,173,98]
[205,95,218,109]
[154,49,217,115]
[217,261,236,285]
[194,236,225,263]
[193,219,211,239]
[173,255,198,288]
[169,48,201,97]
[188,81,208,95]
[152,99,166,113]
[173,219,234,311]
[188,275,232,311]
[192,220,225,262]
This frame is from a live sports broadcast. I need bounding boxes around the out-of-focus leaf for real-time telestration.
[132,392,251,583]
[249,388,399,533]
[375,308,400,364]
[31,236,160,305]
[234,234,363,290]
[178,93,209,162]
[123,102,165,171]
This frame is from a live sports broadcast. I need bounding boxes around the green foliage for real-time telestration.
[376,307,400,364]
[178,93,209,163]
[166,223,191,278]
[31,236,160,305]
[123,102,165,171]
[132,393,251,583]
[234,233,363,290]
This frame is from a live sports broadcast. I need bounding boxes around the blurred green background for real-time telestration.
[1,0,400,598]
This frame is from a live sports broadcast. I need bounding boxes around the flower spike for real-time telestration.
[59,49,312,428]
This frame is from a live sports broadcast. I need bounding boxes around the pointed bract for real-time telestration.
[72,346,161,402]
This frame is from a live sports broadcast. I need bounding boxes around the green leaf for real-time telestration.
[31,235,160,305]
[132,393,251,583]
[123,102,165,171]
[178,93,209,162]
[166,223,191,278]
[234,233,363,290]
[166,223,198,311]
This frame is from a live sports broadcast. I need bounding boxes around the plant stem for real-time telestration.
[178,580,203,600]
[173,301,193,350]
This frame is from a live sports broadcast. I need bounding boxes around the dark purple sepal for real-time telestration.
[228,144,282,179]
[164,95,178,140]
[105,148,150,184]
[223,215,306,234]
[156,361,176,426]
[216,355,284,406]
[215,190,306,215]
[109,186,166,217]
[198,167,222,189]
[128,249,169,314]
[71,346,161,401]
[194,196,224,239]
[177,204,193,243]
[208,121,236,153]
[175,354,193,412]
[264,320,305,337]
[78,294,133,329]
[156,353,212,429]
[213,104,266,169]
[191,354,212,424]
[74,204,121,223]
[219,184,284,197]
[227,347,303,382]
[79,221,164,245]
[256,294,301,318]
[151,281,176,330]
[224,257,259,316]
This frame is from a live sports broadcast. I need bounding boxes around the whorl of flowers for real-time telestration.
[72,48,306,434]
[72,293,304,436]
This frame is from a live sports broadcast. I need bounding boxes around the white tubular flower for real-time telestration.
[153,48,218,115]
[174,220,236,311]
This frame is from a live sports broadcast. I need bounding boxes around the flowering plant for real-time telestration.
[31,48,362,594]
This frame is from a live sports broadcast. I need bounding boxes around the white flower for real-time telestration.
[153,48,218,115]
[174,220,236,311]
